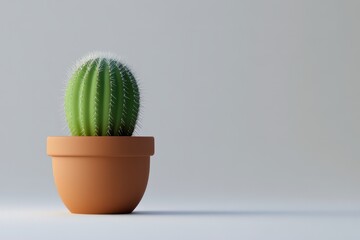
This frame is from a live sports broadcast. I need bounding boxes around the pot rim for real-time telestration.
[47,136,154,157]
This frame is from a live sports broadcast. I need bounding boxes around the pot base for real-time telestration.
[53,156,150,214]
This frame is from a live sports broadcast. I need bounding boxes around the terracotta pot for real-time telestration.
[47,136,154,214]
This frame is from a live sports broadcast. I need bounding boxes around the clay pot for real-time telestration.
[47,136,154,214]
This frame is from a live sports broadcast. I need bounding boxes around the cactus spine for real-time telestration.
[65,54,140,136]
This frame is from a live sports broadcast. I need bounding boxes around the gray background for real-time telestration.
[0,0,360,211]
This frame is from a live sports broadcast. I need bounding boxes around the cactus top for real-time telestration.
[65,53,140,136]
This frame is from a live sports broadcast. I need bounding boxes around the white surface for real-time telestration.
[1,202,360,240]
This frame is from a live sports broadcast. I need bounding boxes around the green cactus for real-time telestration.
[64,53,140,136]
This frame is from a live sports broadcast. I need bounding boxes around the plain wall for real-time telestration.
[0,0,359,208]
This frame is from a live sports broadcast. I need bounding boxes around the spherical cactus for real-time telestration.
[64,53,140,136]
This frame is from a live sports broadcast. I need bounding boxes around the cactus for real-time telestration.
[64,53,140,136]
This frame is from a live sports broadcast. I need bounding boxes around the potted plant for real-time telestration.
[47,53,155,214]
